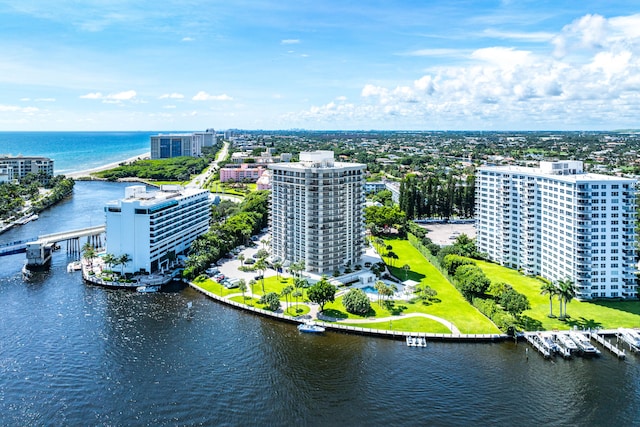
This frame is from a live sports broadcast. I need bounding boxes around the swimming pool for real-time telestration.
[361,286,378,294]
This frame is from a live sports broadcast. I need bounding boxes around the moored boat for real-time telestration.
[136,285,161,293]
[297,320,325,333]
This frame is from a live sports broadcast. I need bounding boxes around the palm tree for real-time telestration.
[103,253,116,272]
[281,285,293,313]
[540,281,558,318]
[374,280,386,306]
[273,261,283,279]
[254,258,267,294]
[292,288,303,311]
[238,254,245,266]
[238,279,247,302]
[402,264,410,281]
[118,254,132,276]
[248,279,257,298]
[82,243,95,268]
[557,279,576,319]
[375,238,385,253]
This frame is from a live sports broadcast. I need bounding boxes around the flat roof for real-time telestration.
[479,165,635,183]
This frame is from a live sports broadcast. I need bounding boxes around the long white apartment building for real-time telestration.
[0,155,54,179]
[105,185,210,274]
[268,151,365,274]
[476,161,637,300]
[150,129,216,159]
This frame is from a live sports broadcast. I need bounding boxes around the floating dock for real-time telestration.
[591,332,626,359]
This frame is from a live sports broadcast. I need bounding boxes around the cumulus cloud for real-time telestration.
[159,93,184,99]
[192,91,233,101]
[286,13,640,129]
[0,104,39,113]
[80,90,137,102]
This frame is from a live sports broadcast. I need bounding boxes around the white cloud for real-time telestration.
[336,96,347,101]
[159,93,184,99]
[281,39,300,45]
[287,13,640,130]
[35,98,56,102]
[80,92,103,99]
[401,48,465,57]
[192,91,233,101]
[20,97,30,101]
[0,104,39,113]
[182,37,194,42]
[79,90,136,103]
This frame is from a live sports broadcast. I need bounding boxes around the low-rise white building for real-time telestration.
[476,160,637,299]
[0,156,54,179]
[105,185,210,274]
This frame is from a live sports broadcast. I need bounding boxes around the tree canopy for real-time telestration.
[307,278,336,312]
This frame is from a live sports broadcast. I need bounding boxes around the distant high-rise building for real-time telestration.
[105,185,210,273]
[476,160,637,299]
[0,156,54,180]
[150,128,217,159]
[268,151,365,274]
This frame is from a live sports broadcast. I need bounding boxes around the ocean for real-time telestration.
[0,132,160,175]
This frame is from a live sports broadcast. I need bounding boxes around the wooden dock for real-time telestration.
[523,333,551,358]
[591,333,626,359]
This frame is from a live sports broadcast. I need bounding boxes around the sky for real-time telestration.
[1,0,640,131]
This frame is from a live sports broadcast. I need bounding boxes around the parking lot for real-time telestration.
[214,234,277,285]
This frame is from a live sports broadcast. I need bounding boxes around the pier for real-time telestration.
[24,225,105,269]
[591,332,626,359]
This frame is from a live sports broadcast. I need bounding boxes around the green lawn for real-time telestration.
[475,260,640,330]
[323,240,500,334]
[342,317,451,333]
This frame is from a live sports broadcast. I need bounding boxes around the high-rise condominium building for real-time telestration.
[150,128,216,159]
[476,161,637,300]
[268,151,365,274]
[105,185,210,274]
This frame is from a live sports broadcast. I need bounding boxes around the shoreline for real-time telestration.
[63,152,151,179]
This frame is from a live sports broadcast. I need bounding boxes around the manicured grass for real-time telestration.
[193,276,244,297]
[475,260,640,330]
[285,305,310,316]
[342,317,451,333]
[382,239,500,334]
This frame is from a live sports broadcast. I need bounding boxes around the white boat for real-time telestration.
[297,320,325,333]
[556,333,579,352]
[569,332,601,356]
[67,261,82,272]
[618,328,640,348]
[136,285,160,293]
[406,336,427,347]
[538,332,560,354]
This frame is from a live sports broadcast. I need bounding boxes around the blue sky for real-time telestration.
[1,0,639,131]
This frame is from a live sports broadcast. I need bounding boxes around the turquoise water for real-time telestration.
[0,131,175,175]
[362,285,378,294]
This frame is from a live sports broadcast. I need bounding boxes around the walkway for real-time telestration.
[213,287,459,334]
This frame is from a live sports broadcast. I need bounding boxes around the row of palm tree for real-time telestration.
[374,280,397,305]
[102,253,132,276]
[540,278,576,319]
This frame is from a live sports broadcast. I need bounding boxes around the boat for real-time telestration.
[67,261,82,272]
[406,336,427,347]
[297,320,325,333]
[16,214,39,225]
[136,285,161,293]
[538,332,560,354]
[617,328,640,349]
[569,332,601,356]
[555,333,579,352]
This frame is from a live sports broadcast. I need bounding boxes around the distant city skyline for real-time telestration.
[1,1,639,131]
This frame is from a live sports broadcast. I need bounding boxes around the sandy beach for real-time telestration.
[65,152,150,179]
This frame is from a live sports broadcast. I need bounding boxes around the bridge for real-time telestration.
[23,225,106,269]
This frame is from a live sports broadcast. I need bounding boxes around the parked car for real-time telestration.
[254,274,263,280]
[245,258,256,265]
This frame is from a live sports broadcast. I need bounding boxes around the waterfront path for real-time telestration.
[200,286,466,336]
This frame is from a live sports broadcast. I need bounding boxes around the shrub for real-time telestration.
[342,289,371,316]
[258,292,280,311]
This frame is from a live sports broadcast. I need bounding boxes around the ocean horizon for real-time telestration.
[0,131,188,175]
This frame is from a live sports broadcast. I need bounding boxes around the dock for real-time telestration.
[523,333,551,358]
[591,332,626,359]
